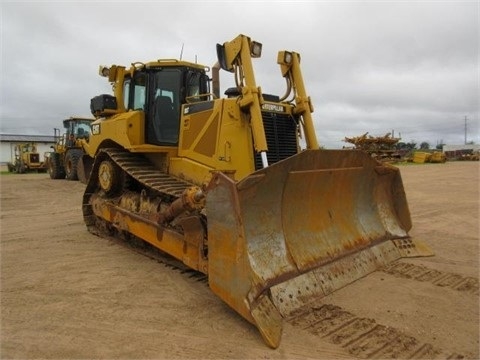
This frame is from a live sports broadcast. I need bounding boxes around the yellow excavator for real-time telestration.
[78,34,432,348]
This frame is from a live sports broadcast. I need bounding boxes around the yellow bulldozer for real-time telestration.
[46,116,94,180]
[78,34,433,348]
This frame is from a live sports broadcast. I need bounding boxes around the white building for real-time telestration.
[0,134,56,164]
[442,144,480,152]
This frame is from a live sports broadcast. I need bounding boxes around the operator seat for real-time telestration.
[76,128,85,139]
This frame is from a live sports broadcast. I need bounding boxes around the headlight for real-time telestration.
[250,41,262,58]
[99,66,110,77]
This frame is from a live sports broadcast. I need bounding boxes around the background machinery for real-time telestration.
[46,116,94,180]
[7,143,47,173]
[78,34,433,348]
[344,132,403,162]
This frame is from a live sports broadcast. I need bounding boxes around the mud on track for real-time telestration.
[1,161,478,359]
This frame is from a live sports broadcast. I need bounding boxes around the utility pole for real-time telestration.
[464,115,468,145]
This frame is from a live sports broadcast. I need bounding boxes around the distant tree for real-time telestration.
[420,142,430,150]
[395,141,417,150]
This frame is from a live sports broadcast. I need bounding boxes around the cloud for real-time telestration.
[1,1,478,148]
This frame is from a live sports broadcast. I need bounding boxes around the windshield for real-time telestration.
[63,120,92,139]
[75,121,92,139]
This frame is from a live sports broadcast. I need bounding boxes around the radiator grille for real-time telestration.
[254,112,298,170]
[29,154,40,163]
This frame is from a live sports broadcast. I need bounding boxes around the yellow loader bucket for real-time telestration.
[205,149,432,348]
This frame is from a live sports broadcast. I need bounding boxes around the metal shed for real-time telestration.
[0,134,56,165]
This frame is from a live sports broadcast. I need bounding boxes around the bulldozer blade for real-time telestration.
[205,149,433,348]
[77,155,93,185]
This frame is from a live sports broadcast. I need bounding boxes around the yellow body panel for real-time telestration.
[84,111,146,157]
[86,97,260,185]
[177,98,255,182]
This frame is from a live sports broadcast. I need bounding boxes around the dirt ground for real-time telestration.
[1,161,478,359]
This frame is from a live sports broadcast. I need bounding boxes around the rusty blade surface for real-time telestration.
[205,149,432,348]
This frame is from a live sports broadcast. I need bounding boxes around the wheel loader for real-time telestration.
[78,34,433,348]
[46,117,94,180]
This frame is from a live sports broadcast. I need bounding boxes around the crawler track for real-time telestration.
[104,230,209,284]
[82,148,193,234]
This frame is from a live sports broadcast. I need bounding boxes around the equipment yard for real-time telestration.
[1,161,479,359]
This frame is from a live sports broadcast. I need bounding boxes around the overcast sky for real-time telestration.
[1,1,478,149]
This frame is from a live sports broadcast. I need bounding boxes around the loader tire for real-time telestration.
[65,149,83,181]
[16,163,26,174]
[48,153,66,179]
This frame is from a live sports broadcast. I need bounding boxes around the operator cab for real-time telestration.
[62,118,93,145]
[122,66,209,146]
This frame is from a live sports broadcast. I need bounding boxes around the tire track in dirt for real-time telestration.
[288,304,467,359]
[114,235,476,358]
[381,262,479,295]
[287,262,479,359]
